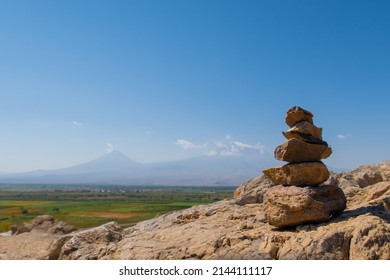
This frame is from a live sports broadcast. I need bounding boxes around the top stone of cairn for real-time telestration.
[285,106,314,128]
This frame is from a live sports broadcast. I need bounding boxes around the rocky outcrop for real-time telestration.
[267,214,390,260]
[0,163,389,260]
[0,232,72,260]
[0,215,75,260]
[324,161,390,198]
[112,171,389,260]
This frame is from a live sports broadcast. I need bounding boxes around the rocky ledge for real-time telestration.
[0,162,389,260]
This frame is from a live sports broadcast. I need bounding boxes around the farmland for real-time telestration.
[0,185,235,232]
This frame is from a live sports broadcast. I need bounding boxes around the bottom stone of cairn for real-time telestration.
[263,185,347,228]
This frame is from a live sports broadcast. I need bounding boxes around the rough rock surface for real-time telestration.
[323,162,390,198]
[288,121,323,139]
[0,215,75,260]
[274,138,332,163]
[233,176,275,203]
[263,162,330,186]
[0,233,72,260]
[59,222,122,260]
[16,214,76,235]
[263,185,346,227]
[335,162,390,189]
[0,162,389,260]
[282,131,328,145]
[285,106,314,127]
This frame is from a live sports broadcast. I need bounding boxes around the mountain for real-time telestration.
[58,151,141,174]
[0,150,277,186]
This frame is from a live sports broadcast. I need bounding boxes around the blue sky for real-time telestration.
[0,0,389,172]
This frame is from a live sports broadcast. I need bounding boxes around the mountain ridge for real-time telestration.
[0,150,277,186]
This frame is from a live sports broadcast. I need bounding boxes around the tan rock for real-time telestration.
[334,162,390,188]
[349,216,390,260]
[263,162,330,186]
[276,229,352,260]
[59,222,122,260]
[263,185,346,228]
[285,106,314,127]
[347,181,390,208]
[16,215,76,235]
[282,131,327,145]
[274,138,332,163]
[288,121,323,139]
[327,176,361,198]
[273,214,390,260]
[234,175,275,203]
[235,195,258,206]
[0,233,72,260]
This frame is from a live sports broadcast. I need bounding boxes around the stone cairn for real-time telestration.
[262,106,346,228]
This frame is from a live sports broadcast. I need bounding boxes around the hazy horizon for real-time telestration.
[1,0,390,173]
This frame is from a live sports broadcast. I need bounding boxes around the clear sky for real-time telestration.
[1,0,389,172]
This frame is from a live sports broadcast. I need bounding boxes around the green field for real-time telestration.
[0,185,235,232]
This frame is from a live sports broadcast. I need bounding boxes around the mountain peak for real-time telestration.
[103,150,130,159]
[91,150,138,165]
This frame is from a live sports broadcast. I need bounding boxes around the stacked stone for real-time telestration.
[262,106,346,228]
[263,106,332,186]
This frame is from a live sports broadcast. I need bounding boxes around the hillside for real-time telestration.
[0,162,389,260]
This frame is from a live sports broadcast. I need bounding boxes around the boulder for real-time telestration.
[263,162,330,186]
[285,106,314,127]
[274,138,332,163]
[16,215,76,235]
[263,185,346,228]
[287,121,323,139]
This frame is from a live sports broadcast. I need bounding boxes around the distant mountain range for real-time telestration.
[0,151,278,186]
